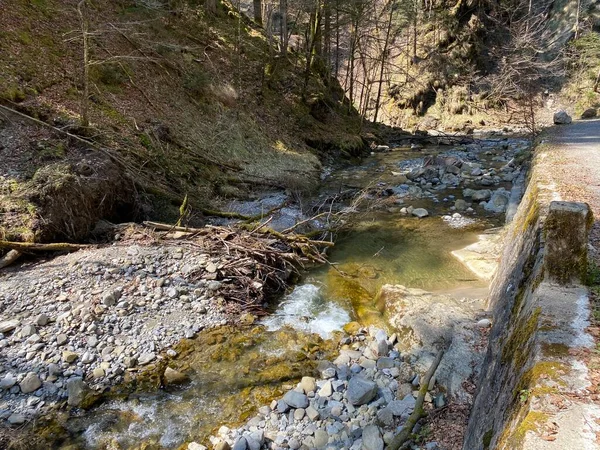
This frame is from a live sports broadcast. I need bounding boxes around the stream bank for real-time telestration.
[0,133,532,449]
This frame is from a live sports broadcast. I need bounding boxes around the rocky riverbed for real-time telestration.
[204,317,491,450]
[0,224,309,426]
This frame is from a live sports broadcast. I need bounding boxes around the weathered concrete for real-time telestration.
[463,123,599,450]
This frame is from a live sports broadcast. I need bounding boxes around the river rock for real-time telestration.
[319,380,333,397]
[214,442,230,450]
[62,351,78,363]
[362,425,384,450]
[35,314,49,326]
[411,208,429,218]
[164,367,189,385]
[389,395,416,416]
[232,437,247,450]
[283,390,308,408]
[454,199,468,211]
[484,189,510,213]
[7,413,26,425]
[313,429,329,448]
[138,352,156,365]
[553,110,572,124]
[188,443,207,450]
[300,376,316,394]
[472,190,491,201]
[0,319,19,334]
[306,405,320,421]
[19,372,42,394]
[347,377,377,405]
[67,377,87,406]
[0,373,17,389]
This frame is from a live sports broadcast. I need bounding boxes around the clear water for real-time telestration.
[50,140,521,449]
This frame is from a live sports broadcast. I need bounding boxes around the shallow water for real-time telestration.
[53,138,525,449]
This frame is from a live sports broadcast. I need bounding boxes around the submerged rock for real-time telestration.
[411,208,429,218]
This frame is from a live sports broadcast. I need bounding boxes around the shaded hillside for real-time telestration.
[0,0,363,242]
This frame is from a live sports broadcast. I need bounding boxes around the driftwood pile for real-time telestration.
[0,221,334,314]
[142,222,333,313]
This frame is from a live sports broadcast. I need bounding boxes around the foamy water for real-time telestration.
[262,284,351,338]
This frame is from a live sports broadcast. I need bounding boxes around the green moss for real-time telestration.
[544,206,591,284]
[482,428,494,449]
[510,411,550,446]
[1,85,26,102]
[501,307,541,366]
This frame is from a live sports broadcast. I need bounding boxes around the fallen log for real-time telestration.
[0,241,88,252]
[386,348,446,450]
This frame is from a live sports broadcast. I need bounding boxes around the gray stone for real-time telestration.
[376,407,394,426]
[411,208,429,218]
[81,352,95,364]
[232,437,247,450]
[56,334,68,346]
[376,357,395,369]
[283,390,309,408]
[472,189,492,201]
[19,372,42,394]
[454,199,468,211]
[553,110,572,124]
[7,413,26,425]
[35,314,49,326]
[388,395,416,416]
[138,352,156,365]
[347,377,377,405]
[362,425,383,450]
[313,430,329,448]
[319,380,333,397]
[21,324,36,337]
[0,319,19,334]
[306,405,320,421]
[67,377,87,406]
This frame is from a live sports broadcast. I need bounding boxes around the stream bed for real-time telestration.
[49,136,530,449]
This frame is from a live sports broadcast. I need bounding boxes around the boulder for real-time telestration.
[553,110,572,125]
[347,377,377,405]
[581,108,597,119]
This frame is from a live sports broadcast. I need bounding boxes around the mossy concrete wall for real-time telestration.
[463,147,597,449]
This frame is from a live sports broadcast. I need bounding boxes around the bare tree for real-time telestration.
[77,0,90,128]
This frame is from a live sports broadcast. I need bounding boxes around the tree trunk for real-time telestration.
[335,0,340,78]
[206,0,217,14]
[77,0,90,128]
[374,2,394,123]
[302,4,322,97]
[253,0,263,26]
[323,0,331,73]
[280,0,288,56]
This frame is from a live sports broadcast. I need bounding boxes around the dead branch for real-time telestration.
[0,250,22,269]
[386,348,446,450]
[0,241,88,252]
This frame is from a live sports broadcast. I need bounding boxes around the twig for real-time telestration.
[386,348,446,450]
[0,250,22,269]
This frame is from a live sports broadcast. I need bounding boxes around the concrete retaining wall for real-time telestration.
[463,147,598,449]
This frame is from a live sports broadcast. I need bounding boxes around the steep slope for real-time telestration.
[0,0,363,242]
